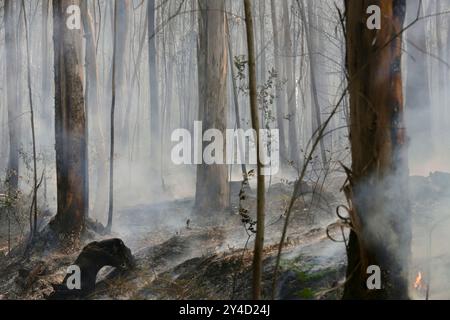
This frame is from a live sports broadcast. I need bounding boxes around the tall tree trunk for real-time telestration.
[21,0,38,237]
[281,0,301,167]
[194,0,230,214]
[4,0,20,193]
[148,0,162,184]
[270,0,288,168]
[51,0,87,238]
[41,0,51,127]
[107,0,119,232]
[161,13,175,188]
[41,0,51,207]
[116,0,129,83]
[244,0,265,300]
[82,0,107,220]
[434,0,447,129]
[258,0,268,132]
[258,0,266,85]
[226,18,247,180]
[114,0,130,139]
[302,0,328,169]
[81,0,102,219]
[405,0,433,164]
[343,0,411,299]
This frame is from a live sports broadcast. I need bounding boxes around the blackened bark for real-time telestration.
[344,0,411,299]
[51,0,87,238]
[47,239,134,300]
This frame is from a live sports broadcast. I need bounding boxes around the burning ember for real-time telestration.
[414,272,423,290]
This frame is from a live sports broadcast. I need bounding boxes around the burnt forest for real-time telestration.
[0,0,449,302]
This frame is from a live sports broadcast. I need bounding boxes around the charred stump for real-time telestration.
[47,239,134,300]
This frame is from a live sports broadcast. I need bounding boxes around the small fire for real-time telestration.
[414,272,423,290]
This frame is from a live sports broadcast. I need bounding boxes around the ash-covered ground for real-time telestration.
[0,171,448,300]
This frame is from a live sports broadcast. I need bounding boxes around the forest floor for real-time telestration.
[0,173,348,300]
[1,171,449,300]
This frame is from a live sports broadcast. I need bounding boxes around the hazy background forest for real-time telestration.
[0,0,449,300]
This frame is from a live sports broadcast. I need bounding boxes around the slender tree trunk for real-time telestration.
[122,8,148,140]
[161,15,174,187]
[107,0,119,232]
[21,0,38,237]
[343,0,411,299]
[447,13,450,122]
[81,0,102,219]
[244,0,265,300]
[435,0,447,128]
[51,0,87,238]
[282,0,300,167]
[107,0,129,98]
[226,18,247,180]
[148,0,162,185]
[270,0,288,167]
[92,0,112,223]
[4,0,20,193]
[41,0,51,127]
[405,0,433,163]
[258,0,266,85]
[301,0,328,169]
[114,0,130,142]
[258,0,268,131]
[41,0,51,207]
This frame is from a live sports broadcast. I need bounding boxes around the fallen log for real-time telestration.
[47,238,134,300]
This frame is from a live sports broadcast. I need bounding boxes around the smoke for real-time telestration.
[0,0,449,300]
[401,0,450,298]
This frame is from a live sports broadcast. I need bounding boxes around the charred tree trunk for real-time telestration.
[194,0,230,215]
[47,239,134,300]
[51,0,87,238]
[343,0,411,299]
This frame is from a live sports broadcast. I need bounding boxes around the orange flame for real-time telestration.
[414,272,423,290]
